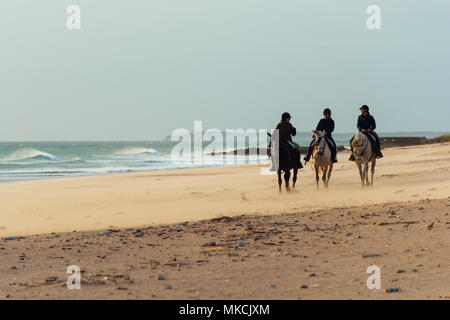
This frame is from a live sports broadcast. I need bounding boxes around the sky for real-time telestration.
[0,0,449,141]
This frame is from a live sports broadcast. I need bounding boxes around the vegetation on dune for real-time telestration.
[429,134,450,143]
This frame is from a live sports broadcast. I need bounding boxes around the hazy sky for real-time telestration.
[0,0,449,140]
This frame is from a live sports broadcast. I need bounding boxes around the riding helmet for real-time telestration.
[281,112,292,121]
[323,108,331,115]
[360,105,369,112]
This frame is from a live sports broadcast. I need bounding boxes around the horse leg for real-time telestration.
[364,161,370,186]
[315,165,320,190]
[277,170,282,193]
[322,166,328,188]
[357,162,364,187]
[284,170,291,191]
[327,164,333,187]
[292,168,298,188]
[370,160,376,186]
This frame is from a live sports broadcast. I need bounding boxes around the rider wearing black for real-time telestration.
[304,108,337,163]
[349,105,383,161]
[276,112,296,142]
[275,112,302,168]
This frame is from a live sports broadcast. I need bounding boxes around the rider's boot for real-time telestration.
[332,155,338,163]
[331,148,338,163]
[303,146,313,163]
[376,149,384,159]
[349,151,355,161]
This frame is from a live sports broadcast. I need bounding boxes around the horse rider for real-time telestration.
[304,108,337,163]
[349,105,383,161]
[275,112,303,168]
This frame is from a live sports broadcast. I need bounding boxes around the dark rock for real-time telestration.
[362,253,381,258]
[202,242,216,247]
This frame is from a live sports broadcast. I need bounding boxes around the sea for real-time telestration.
[0,132,444,183]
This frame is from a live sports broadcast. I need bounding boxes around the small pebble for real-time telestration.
[157,274,166,281]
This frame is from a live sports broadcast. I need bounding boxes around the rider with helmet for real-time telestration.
[275,112,303,168]
[349,105,383,161]
[304,108,337,163]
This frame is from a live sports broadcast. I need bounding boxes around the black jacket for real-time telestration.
[316,118,335,137]
[276,121,296,142]
[357,113,376,131]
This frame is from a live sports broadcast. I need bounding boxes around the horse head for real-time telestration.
[352,132,368,160]
[312,130,327,155]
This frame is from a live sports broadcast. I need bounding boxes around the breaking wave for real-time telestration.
[115,147,159,156]
[3,148,61,162]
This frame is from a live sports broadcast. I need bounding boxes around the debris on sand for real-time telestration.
[361,253,381,258]
[386,288,400,293]
[98,231,112,236]
[4,236,24,241]
[157,274,166,281]
[202,242,216,247]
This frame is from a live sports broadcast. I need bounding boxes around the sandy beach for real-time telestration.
[0,142,449,299]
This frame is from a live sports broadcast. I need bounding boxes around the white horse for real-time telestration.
[311,130,334,189]
[351,132,376,187]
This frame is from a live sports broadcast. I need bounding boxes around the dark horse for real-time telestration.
[267,133,299,192]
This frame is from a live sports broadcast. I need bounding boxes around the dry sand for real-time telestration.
[0,142,449,299]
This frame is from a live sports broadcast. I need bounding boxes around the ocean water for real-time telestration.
[0,132,443,183]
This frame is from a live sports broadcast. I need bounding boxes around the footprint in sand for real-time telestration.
[428,188,438,191]
[0,226,6,230]
[190,192,203,195]
[394,189,404,193]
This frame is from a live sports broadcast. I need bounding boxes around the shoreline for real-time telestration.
[2,134,448,186]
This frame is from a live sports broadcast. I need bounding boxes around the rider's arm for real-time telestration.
[370,116,376,131]
[329,119,335,134]
[291,124,297,137]
[357,116,362,131]
[316,120,323,131]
